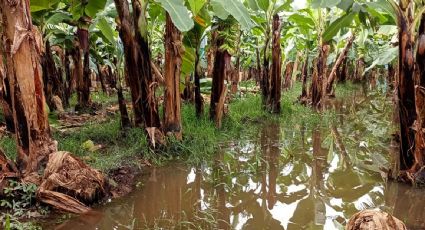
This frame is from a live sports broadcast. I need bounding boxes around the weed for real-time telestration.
[0,181,42,229]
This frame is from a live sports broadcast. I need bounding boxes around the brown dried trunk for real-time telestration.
[0,0,56,175]
[388,62,396,90]
[97,64,107,94]
[42,40,65,111]
[326,34,355,95]
[114,0,161,129]
[354,57,365,83]
[64,50,73,108]
[117,84,131,129]
[0,41,14,132]
[163,13,182,139]
[410,14,425,177]
[210,24,230,128]
[397,6,416,171]
[267,15,282,113]
[283,62,293,90]
[76,27,91,109]
[339,59,348,83]
[311,44,330,107]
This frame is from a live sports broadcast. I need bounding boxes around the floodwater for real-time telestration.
[43,82,425,230]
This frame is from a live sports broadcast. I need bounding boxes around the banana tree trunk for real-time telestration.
[339,59,348,83]
[42,40,65,111]
[97,64,107,94]
[411,14,425,176]
[326,34,355,95]
[114,0,161,130]
[283,62,293,90]
[397,5,416,171]
[0,0,56,175]
[354,57,365,83]
[210,23,230,128]
[311,44,330,107]
[268,14,282,113]
[64,49,73,108]
[0,42,14,132]
[76,26,91,110]
[163,13,182,139]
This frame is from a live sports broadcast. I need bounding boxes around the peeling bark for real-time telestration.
[397,5,416,171]
[64,49,73,108]
[210,24,230,128]
[0,0,56,175]
[0,38,14,132]
[267,14,282,113]
[353,57,365,83]
[339,59,348,83]
[76,27,91,110]
[163,13,182,139]
[114,0,161,130]
[42,40,65,111]
[97,64,107,94]
[409,14,425,181]
[311,44,330,107]
[283,62,293,90]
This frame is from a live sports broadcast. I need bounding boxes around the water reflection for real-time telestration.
[45,85,425,229]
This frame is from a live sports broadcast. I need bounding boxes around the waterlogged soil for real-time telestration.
[42,83,425,230]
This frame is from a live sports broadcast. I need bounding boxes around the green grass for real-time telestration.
[0,82,337,173]
[1,136,16,160]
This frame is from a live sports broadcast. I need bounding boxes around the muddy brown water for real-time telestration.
[42,83,425,230]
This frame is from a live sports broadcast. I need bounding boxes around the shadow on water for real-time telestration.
[44,82,425,229]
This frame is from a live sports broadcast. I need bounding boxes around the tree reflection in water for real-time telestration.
[46,84,425,230]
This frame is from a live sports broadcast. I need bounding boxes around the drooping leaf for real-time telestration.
[337,0,354,11]
[312,0,341,9]
[211,0,254,31]
[45,12,72,25]
[257,0,269,12]
[187,0,206,16]
[85,0,107,18]
[156,0,194,32]
[322,13,355,42]
[96,18,115,44]
[30,0,61,12]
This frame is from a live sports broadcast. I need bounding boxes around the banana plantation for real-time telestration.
[1,0,425,229]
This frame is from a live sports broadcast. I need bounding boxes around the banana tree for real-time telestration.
[247,0,292,109]
[381,0,425,184]
[31,0,108,111]
[0,0,57,176]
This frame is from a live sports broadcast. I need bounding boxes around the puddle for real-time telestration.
[42,83,425,229]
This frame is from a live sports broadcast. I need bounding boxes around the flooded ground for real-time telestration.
[43,83,425,230]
